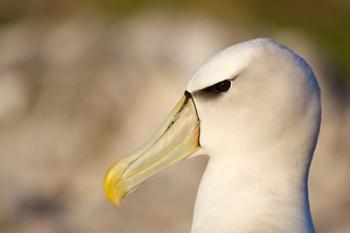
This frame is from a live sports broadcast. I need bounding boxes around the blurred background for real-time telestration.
[0,1,349,233]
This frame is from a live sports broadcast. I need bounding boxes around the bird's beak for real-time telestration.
[104,91,200,206]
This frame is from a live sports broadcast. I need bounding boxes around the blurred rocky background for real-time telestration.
[0,1,349,233]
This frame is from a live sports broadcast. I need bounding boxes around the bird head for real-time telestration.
[103,38,321,207]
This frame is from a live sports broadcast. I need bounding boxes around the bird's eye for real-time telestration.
[201,79,232,95]
[215,80,231,92]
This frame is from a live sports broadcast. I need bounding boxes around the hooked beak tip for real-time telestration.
[104,164,127,207]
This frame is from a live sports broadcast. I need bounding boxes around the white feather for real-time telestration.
[187,38,321,233]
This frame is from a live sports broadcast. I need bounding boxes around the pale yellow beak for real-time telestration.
[103,92,200,207]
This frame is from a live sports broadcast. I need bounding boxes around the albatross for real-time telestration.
[104,38,321,233]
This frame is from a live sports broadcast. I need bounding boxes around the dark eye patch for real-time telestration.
[203,80,231,94]
[215,80,231,92]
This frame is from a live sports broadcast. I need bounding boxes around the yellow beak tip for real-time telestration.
[103,167,127,208]
[104,182,124,207]
[104,193,120,207]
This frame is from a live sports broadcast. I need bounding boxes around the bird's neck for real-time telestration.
[191,151,315,233]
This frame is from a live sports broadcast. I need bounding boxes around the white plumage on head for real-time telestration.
[104,38,321,233]
[189,38,320,233]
